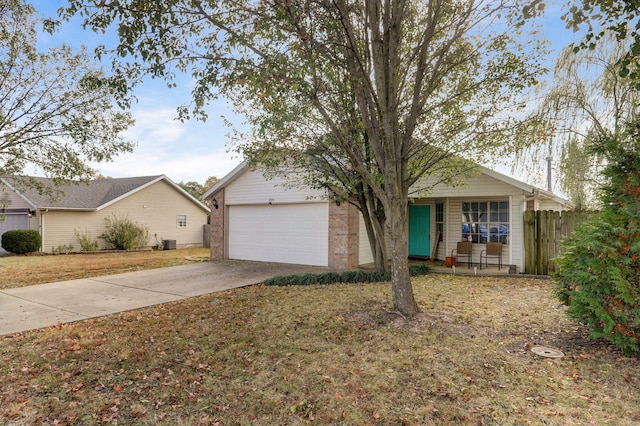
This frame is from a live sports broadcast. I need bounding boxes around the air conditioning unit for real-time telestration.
[163,239,176,250]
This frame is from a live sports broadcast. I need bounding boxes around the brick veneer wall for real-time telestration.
[209,189,224,260]
[328,201,359,269]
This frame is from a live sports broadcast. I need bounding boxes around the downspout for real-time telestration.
[40,209,47,253]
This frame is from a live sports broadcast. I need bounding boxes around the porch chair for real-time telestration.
[451,241,472,269]
[480,242,502,270]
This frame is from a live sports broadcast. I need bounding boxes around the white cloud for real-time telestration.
[94,148,240,184]
[94,101,244,184]
[125,108,187,145]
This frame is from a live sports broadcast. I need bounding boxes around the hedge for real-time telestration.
[264,264,431,286]
[1,229,42,254]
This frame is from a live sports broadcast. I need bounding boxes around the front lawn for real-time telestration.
[0,248,211,289]
[1,274,638,425]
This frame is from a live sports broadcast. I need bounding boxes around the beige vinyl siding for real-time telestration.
[0,183,33,210]
[225,168,326,205]
[411,172,528,199]
[42,211,100,251]
[510,195,526,271]
[42,180,208,252]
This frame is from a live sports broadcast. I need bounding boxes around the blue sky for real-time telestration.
[35,1,245,186]
[33,1,583,190]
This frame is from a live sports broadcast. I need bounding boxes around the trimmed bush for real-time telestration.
[99,214,150,250]
[1,229,41,254]
[264,264,430,286]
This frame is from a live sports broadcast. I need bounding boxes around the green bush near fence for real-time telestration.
[554,128,640,356]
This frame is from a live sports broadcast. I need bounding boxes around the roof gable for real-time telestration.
[1,175,210,212]
[202,161,248,200]
[205,161,571,207]
[478,166,572,207]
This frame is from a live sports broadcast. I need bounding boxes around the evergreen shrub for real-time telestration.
[554,127,640,356]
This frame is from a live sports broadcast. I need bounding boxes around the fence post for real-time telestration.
[524,210,537,274]
[551,211,562,273]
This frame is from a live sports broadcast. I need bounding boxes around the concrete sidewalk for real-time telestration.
[0,260,327,335]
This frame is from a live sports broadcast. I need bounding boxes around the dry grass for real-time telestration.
[1,272,639,425]
[0,248,211,289]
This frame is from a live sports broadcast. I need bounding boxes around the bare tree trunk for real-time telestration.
[358,197,388,272]
[386,190,419,315]
[356,181,388,273]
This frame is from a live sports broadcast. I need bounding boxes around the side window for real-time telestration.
[177,215,187,228]
[489,201,509,244]
[435,202,444,242]
[461,202,488,243]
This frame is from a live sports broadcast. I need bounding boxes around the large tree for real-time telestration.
[563,0,640,84]
[516,36,640,209]
[63,0,545,315]
[0,0,133,183]
[228,63,481,273]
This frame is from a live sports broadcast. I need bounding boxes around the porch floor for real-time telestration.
[361,259,514,276]
[415,259,513,276]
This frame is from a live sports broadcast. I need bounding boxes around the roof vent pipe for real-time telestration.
[545,156,553,192]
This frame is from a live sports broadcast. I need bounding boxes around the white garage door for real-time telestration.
[0,214,30,254]
[229,203,329,266]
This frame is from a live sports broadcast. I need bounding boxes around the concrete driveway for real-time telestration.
[0,260,328,335]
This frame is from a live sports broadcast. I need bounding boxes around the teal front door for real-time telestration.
[409,205,431,257]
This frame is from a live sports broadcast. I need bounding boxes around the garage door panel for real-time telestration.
[229,204,328,266]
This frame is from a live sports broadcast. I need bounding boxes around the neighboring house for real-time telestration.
[0,175,210,253]
[203,162,573,273]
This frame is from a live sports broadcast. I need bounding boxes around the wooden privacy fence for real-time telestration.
[523,210,594,275]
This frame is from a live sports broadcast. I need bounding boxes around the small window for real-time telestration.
[177,215,187,228]
[435,202,444,242]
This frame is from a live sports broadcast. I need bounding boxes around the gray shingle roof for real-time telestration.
[3,176,162,209]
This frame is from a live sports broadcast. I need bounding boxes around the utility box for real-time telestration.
[163,239,176,250]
